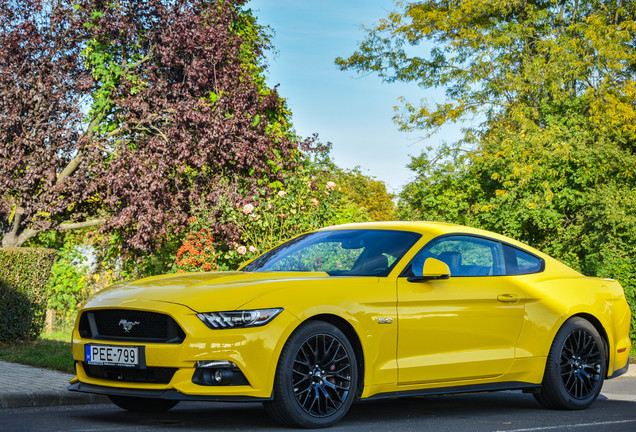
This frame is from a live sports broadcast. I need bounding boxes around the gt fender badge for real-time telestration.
[378,317,393,324]
[118,319,140,332]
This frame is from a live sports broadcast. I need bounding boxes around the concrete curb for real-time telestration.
[0,389,108,409]
[0,360,109,410]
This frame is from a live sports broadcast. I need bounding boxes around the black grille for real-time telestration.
[79,309,186,343]
[83,363,177,384]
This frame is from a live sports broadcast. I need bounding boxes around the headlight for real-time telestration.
[197,308,283,329]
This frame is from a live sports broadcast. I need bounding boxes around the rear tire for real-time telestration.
[264,321,358,428]
[534,317,606,410]
[108,395,179,412]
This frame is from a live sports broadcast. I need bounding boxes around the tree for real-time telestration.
[311,154,395,221]
[335,167,395,221]
[336,1,636,145]
[339,1,636,336]
[0,0,103,248]
[1,0,309,253]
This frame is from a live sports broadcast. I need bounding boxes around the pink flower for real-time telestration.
[310,198,319,206]
[242,203,254,214]
[237,245,247,255]
[267,202,272,209]
[277,190,287,197]
[326,181,336,189]
[249,245,258,253]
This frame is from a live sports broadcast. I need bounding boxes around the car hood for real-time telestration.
[83,271,331,312]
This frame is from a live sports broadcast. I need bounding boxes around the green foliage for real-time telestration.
[337,1,636,143]
[342,1,636,339]
[337,169,395,221]
[310,151,396,221]
[46,247,89,325]
[399,110,636,339]
[0,248,56,342]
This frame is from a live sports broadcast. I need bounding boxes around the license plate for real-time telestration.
[85,344,141,368]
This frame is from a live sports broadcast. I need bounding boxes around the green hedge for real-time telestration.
[0,247,56,342]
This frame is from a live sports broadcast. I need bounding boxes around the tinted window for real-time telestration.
[503,245,543,275]
[409,235,505,277]
[243,229,421,276]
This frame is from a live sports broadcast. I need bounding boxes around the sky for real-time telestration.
[247,0,462,194]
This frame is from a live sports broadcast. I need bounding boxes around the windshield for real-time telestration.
[242,229,421,276]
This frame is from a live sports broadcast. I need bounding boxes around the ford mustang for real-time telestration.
[68,222,632,427]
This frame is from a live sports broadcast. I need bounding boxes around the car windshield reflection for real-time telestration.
[242,229,421,276]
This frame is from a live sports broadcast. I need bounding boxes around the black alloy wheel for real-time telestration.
[292,332,353,417]
[559,327,603,399]
[534,317,606,410]
[264,321,358,428]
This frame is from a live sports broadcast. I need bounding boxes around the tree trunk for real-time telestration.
[1,231,20,248]
[1,218,106,248]
[45,309,56,334]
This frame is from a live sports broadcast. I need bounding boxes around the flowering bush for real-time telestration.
[174,215,220,273]
[174,166,371,272]
[214,167,371,269]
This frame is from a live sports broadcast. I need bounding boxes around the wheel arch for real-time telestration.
[305,314,365,397]
[568,312,610,374]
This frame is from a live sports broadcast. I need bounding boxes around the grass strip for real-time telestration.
[0,332,74,374]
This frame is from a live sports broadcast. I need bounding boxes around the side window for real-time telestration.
[410,235,505,277]
[503,245,544,275]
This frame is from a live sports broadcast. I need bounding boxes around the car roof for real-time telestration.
[317,221,578,274]
[319,221,510,240]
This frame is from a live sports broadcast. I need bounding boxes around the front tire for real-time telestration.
[108,395,179,413]
[264,321,358,428]
[534,317,606,410]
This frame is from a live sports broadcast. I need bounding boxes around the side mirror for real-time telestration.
[408,258,451,282]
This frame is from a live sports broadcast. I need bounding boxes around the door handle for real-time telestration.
[497,294,520,303]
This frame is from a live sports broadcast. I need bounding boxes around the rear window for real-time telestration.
[503,245,544,275]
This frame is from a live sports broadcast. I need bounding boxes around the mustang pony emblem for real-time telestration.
[118,319,140,333]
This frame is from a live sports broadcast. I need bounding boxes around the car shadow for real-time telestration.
[74,391,636,431]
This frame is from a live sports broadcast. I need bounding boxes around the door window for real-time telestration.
[409,235,506,277]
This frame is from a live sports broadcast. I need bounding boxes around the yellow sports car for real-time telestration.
[68,222,632,428]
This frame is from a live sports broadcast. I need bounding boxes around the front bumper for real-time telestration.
[70,302,298,399]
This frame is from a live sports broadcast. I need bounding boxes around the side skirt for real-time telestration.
[367,382,541,400]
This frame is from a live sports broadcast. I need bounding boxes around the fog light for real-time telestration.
[192,364,249,386]
[214,368,233,385]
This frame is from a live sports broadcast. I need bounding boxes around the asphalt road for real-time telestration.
[2,377,635,432]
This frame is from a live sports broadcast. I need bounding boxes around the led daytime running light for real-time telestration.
[197,308,282,329]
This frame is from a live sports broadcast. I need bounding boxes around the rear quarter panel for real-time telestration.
[513,272,630,378]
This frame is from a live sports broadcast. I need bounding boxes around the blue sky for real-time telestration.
[248,0,461,193]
